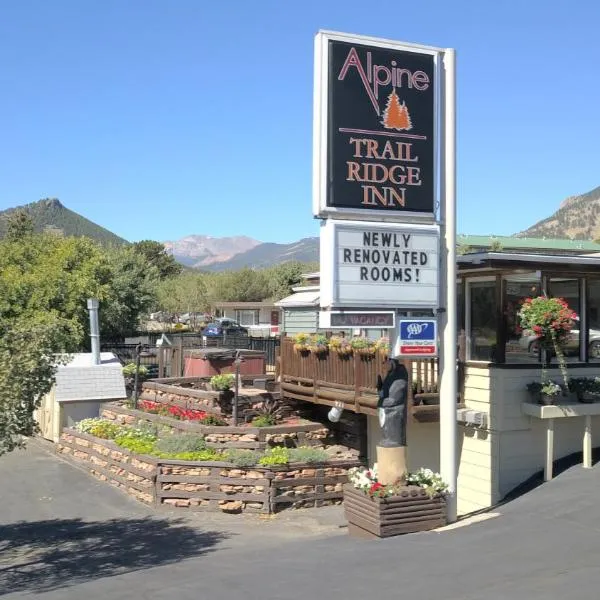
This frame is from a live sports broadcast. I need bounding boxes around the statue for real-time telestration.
[376,359,408,448]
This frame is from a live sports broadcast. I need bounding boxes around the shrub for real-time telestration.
[115,424,158,445]
[252,415,277,427]
[122,362,149,378]
[75,418,122,440]
[115,437,155,455]
[289,446,329,464]
[224,449,261,467]
[153,434,207,455]
[198,414,228,426]
[258,446,289,466]
[156,449,220,461]
[210,374,235,391]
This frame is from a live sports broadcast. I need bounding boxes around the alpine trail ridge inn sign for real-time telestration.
[313,32,437,220]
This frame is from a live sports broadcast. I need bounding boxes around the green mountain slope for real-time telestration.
[0,198,128,245]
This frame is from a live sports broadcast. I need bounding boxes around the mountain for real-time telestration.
[517,185,600,240]
[204,237,319,271]
[0,198,128,245]
[163,235,262,268]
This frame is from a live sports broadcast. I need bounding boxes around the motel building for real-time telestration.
[278,250,600,516]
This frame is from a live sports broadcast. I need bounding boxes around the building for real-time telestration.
[36,352,126,443]
[278,251,600,516]
[457,235,600,255]
[213,301,281,336]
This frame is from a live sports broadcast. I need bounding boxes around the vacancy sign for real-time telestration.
[320,220,439,309]
[397,319,438,357]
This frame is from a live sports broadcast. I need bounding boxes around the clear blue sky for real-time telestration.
[1,0,599,244]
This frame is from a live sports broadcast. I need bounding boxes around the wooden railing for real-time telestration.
[279,337,455,422]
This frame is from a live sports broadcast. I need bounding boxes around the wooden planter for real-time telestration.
[343,484,446,538]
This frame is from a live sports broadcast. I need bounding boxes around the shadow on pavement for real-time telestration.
[0,517,228,596]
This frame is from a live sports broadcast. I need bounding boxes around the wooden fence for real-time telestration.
[279,337,460,423]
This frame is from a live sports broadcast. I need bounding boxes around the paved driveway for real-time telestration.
[2,441,600,599]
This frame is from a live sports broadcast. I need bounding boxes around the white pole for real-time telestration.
[439,48,458,522]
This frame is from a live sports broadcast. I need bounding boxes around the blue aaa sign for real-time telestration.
[398,319,437,357]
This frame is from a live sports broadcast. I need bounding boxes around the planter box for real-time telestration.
[343,484,446,538]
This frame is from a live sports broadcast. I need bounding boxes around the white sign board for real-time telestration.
[320,220,439,309]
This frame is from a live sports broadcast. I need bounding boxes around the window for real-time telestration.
[235,309,260,326]
[468,281,497,361]
[588,280,600,363]
[548,278,581,363]
[504,274,541,364]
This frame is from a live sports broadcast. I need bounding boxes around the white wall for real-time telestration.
[457,364,600,515]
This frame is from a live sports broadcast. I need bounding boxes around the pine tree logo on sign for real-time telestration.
[381,90,412,131]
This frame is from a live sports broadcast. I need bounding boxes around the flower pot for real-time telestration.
[578,391,600,403]
[343,484,446,538]
[539,394,557,406]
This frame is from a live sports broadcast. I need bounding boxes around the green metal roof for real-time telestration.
[457,235,600,251]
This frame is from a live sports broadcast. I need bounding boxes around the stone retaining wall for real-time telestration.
[141,377,276,415]
[100,403,331,451]
[57,429,361,514]
[56,431,157,505]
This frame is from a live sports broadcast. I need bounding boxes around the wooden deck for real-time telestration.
[278,338,460,423]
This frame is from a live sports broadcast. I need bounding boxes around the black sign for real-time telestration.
[330,312,395,328]
[327,40,435,214]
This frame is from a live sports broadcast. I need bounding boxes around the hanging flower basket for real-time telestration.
[309,334,329,355]
[519,296,577,393]
[293,333,311,354]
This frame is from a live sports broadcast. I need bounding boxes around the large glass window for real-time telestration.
[588,280,600,362]
[504,274,542,364]
[468,281,497,361]
[548,278,581,363]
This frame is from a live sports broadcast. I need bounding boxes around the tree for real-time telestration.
[132,240,182,280]
[381,90,412,131]
[208,268,269,303]
[156,272,209,324]
[0,231,163,454]
[100,245,160,340]
[4,209,34,240]
[265,262,306,301]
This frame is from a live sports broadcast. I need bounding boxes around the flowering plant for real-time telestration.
[405,468,449,496]
[348,465,448,499]
[518,296,576,344]
[519,296,576,390]
[540,381,562,397]
[139,400,209,422]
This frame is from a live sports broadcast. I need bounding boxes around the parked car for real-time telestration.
[519,317,600,358]
[201,321,249,338]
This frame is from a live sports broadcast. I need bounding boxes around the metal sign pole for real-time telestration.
[439,48,458,523]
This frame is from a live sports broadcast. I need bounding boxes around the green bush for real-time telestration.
[159,449,221,461]
[114,424,158,445]
[199,414,228,426]
[153,434,207,455]
[75,418,122,440]
[252,415,277,427]
[258,446,289,466]
[210,374,235,391]
[289,446,329,464]
[115,437,155,455]
[224,449,261,467]
[122,362,149,378]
